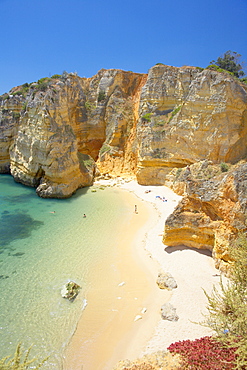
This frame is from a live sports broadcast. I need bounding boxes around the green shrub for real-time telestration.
[0,93,9,101]
[35,82,49,92]
[206,64,235,77]
[209,51,245,78]
[0,343,48,369]
[85,101,96,111]
[97,90,106,102]
[202,234,247,369]
[22,102,27,111]
[99,144,111,155]
[168,105,182,123]
[12,112,21,120]
[77,152,95,170]
[220,162,229,172]
[240,77,247,85]
[51,74,61,79]
[37,77,50,84]
[142,113,152,122]
[12,91,23,96]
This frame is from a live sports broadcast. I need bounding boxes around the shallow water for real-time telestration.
[0,175,132,369]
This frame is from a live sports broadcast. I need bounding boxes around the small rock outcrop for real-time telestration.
[161,303,179,322]
[156,272,177,290]
[61,281,81,301]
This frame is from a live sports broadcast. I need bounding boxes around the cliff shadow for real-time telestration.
[164,244,212,257]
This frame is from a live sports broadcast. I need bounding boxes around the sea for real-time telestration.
[0,174,133,369]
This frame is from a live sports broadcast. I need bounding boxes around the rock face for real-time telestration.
[163,161,247,271]
[0,70,146,197]
[1,65,247,268]
[136,65,247,185]
[1,65,246,198]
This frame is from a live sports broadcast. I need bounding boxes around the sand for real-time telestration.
[64,178,223,370]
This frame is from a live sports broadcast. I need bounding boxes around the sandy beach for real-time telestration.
[64,178,222,369]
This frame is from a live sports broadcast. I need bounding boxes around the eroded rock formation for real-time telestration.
[136,65,247,184]
[1,65,246,197]
[163,161,247,271]
[1,65,247,267]
[0,70,146,197]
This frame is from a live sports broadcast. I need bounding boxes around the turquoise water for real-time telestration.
[0,175,131,369]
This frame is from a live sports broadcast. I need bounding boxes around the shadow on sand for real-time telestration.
[164,244,212,257]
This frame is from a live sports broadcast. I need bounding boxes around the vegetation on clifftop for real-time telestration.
[207,50,246,84]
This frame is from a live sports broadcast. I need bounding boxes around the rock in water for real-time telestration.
[61,281,81,301]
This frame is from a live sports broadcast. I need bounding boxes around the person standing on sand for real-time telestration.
[135,205,138,214]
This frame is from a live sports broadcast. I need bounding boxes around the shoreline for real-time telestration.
[117,179,223,358]
[64,178,222,369]
[63,181,171,370]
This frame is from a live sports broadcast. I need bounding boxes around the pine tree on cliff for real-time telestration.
[210,50,245,78]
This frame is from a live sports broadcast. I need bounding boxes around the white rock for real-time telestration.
[118,281,125,287]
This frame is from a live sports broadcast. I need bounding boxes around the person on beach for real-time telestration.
[135,205,138,214]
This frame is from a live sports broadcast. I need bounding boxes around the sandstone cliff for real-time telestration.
[1,64,246,197]
[163,161,247,271]
[0,70,146,197]
[1,64,247,267]
[136,65,247,184]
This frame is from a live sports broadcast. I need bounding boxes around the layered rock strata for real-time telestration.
[0,70,146,197]
[136,65,247,184]
[1,64,247,267]
[163,161,247,271]
[1,65,246,197]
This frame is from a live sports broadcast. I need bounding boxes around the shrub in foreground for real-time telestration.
[168,336,237,370]
[0,343,47,369]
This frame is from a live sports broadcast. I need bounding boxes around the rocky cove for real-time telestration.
[1,64,247,271]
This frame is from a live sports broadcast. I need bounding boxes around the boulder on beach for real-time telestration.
[156,272,177,290]
[161,303,179,321]
[61,281,81,301]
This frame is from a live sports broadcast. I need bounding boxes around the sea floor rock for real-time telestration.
[61,281,81,301]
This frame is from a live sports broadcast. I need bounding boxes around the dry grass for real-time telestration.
[113,351,182,370]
